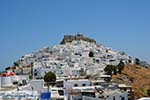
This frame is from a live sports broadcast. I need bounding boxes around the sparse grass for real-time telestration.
[112,64,150,100]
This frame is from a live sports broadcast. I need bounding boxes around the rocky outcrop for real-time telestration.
[60,33,96,44]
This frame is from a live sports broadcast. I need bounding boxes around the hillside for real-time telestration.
[8,34,136,77]
[4,33,150,99]
[112,64,150,99]
[14,34,134,68]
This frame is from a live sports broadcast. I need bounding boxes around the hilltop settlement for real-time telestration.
[0,33,149,100]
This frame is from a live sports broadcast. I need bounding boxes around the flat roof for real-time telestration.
[67,79,90,82]
[91,80,105,83]
[72,86,103,90]
[138,97,150,100]
[118,84,132,88]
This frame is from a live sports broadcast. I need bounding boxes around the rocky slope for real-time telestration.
[112,64,150,99]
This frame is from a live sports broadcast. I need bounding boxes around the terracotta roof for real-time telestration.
[1,73,9,77]
[9,72,16,76]
[1,72,16,77]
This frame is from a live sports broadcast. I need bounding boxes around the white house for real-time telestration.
[102,89,128,100]
[1,72,13,87]
[68,85,128,100]
[64,79,91,89]
[2,90,39,99]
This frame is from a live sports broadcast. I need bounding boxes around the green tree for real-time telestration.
[147,89,150,96]
[104,65,119,75]
[117,61,125,74]
[104,65,114,75]
[112,66,117,75]
[44,71,56,92]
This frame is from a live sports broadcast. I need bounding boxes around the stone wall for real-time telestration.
[60,34,96,44]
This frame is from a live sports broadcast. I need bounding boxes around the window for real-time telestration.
[113,96,115,100]
[13,81,18,85]
[34,69,37,76]
[94,83,99,85]
[74,84,78,87]
[82,83,86,86]
[58,90,64,96]
[82,92,95,97]
[121,97,125,100]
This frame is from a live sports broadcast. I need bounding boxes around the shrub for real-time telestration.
[44,71,56,91]
[104,65,114,75]
[117,61,125,74]
[147,89,150,96]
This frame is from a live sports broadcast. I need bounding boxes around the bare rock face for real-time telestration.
[60,33,96,44]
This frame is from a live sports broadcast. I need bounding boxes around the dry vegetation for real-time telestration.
[112,64,150,99]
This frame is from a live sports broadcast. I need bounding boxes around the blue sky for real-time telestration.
[0,0,150,71]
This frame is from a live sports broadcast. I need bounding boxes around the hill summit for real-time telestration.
[60,33,96,44]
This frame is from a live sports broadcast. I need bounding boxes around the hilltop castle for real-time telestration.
[60,33,96,44]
